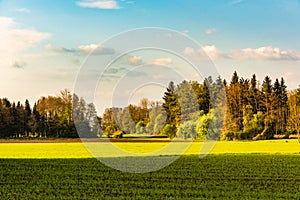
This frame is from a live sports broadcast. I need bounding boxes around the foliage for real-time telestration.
[135,121,146,134]
[223,72,289,140]
[0,71,298,141]
[196,113,211,139]
[287,88,300,141]
[176,120,197,139]
[104,125,118,138]
[162,124,176,139]
[153,113,166,134]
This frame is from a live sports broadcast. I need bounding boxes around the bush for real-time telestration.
[177,121,196,139]
[196,113,211,138]
[114,130,124,138]
[162,124,177,139]
[105,125,117,138]
[106,130,124,138]
[136,121,146,134]
[220,132,235,141]
[235,131,247,140]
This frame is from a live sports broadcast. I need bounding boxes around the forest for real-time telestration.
[1,71,300,140]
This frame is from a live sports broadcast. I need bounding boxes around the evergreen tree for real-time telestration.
[230,71,239,85]
[24,99,31,136]
[261,76,273,115]
[191,81,210,113]
[224,71,243,133]
[176,80,198,122]
[249,74,260,113]
[279,78,288,134]
[261,76,275,138]
[162,81,181,128]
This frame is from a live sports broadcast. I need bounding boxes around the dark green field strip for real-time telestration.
[0,154,299,199]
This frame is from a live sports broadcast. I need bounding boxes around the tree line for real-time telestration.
[102,71,300,140]
[0,89,99,138]
[1,71,300,140]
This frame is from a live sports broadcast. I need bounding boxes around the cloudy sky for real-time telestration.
[1,0,300,112]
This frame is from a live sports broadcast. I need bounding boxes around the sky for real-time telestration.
[1,0,300,113]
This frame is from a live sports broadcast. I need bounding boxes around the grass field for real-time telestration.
[0,140,299,199]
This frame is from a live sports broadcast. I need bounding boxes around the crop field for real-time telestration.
[0,154,299,199]
[0,139,299,158]
[0,140,299,199]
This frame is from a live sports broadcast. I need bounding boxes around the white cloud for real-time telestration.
[0,17,15,27]
[78,44,115,54]
[183,45,225,60]
[44,43,115,55]
[128,55,143,65]
[15,8,31,13]
[76,0,120,9]
[202,45,224,59]
[0,16,51,67]
[183,45,300,61]
[148,58,173,66]
[205,28,217,35]
[182,47,198,57]
[230,46,300,61]
[78,44,98,52]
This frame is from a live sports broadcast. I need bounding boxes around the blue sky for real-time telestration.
[1,0,300,112]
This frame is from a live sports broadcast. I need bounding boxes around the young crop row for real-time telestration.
[0,154,299,199]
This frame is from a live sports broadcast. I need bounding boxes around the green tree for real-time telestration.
[224,71,243,133]
[261,76,273,115]
[230,71,239,85]
[121,107,136,134]
[196,113,211,139]
[146,103,163,134]
[177,120,197,139]
[153,113,166,134]
[29,103,42,137]
[163,81,181,128]
[59,89,73,125]
[191,81,210,114]
[24,99,32,137]
[279,78,288,134]
[249,74,260,113]
[287,89,300,141]
[242,105,255,139]
[136,121,146,134]
[261,76,275,138]
[176,80,199,122]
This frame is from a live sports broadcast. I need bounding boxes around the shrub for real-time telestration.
[136,121,146,134]
[221,132,235,141]
[162,124,177,139]
[176,121,196,139]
